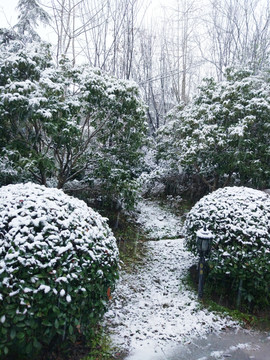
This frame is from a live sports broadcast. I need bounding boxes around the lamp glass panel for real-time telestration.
[201,239,209,252]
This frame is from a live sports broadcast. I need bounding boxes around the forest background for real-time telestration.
[1,0,270,211]
[1,1,270,357]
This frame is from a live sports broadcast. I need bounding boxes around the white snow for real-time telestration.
[184,186,270,275]
[104,200,239,355]
[209,342,257,359]
[38,284,51,294]
[135,200,183,239]
[0,182,119,301]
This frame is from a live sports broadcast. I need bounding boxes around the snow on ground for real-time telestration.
[103,200,239,356]
[134,199,183,239]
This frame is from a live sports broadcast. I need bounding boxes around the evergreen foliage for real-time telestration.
[0,37,147,209]
[184,186,270,310]
[14,0,51,40]
[0,183,119,358]
[157,67,270,194]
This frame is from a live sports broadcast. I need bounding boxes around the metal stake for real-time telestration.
[198,255,205,299]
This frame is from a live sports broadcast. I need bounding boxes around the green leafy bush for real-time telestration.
[0,183,119,358]
[157,68,270,195]
[0,38,147,212]
[184,186,270,310]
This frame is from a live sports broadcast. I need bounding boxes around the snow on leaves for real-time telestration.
[184,186,270,307]
[0,182,119,356]
[157,68,270,191]
[0,38,147,206]
[0,183,119,290]
[104,201,239,354]
[185,186,270,248]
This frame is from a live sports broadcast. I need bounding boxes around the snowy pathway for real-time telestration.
[103,200,239,357]
[133,200,184,240]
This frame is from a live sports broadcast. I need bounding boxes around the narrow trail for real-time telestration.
[103,200,270,360]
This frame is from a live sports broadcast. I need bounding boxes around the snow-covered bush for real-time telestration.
[0,183,119,358]
[138,166,186,199]
[138,169,166,197]
[158,68,270,193]
[184,186,270,309]
[0,37,147,210]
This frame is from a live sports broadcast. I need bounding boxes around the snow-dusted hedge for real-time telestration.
[0,183,119,357]
[157,68,270,193]
[185,186,270,309]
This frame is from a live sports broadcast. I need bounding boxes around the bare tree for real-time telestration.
[47,0,148,77]
[44,0,107,65]
[202,0,270,79]
[132,0,201,133]
[34,0,270,140]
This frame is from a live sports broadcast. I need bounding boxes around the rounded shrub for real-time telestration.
[184,186,270,310]
[0,183,119,358]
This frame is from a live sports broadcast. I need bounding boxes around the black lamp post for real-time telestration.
[196,225,213,299]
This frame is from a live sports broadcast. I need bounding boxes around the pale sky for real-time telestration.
[0,0,171,50]
[0,0,18,28]
[0,0,170,30]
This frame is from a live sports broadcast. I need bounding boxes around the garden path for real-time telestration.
[103,200,270,360]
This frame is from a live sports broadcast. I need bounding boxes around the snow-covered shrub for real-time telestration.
[0,183,119,358]
[137,169,165,197]
[0,38,147,209]
[138,171,166,197]
[138,166,185,198]
[184,186,270,309]
[158,68,270,192]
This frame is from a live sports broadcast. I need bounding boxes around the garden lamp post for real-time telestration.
[196,225,213,299]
